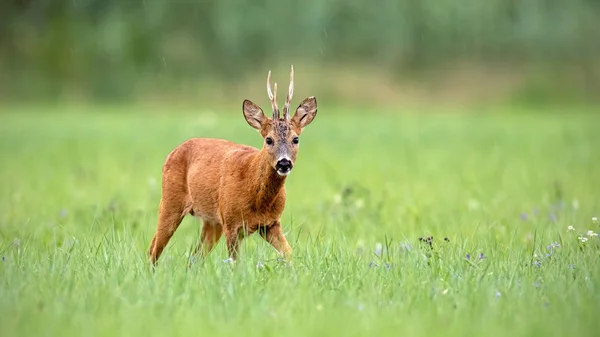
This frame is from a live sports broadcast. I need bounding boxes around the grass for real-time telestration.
[0,105,599,337]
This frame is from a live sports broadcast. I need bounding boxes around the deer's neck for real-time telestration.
[249,150,286,208]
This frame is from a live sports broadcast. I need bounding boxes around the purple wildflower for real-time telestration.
[520,212,528,221]
[534,261,541,267]
[549,213,557,222]
[479,253,485,260]
[368,261,379,268]
[466,254,471,260]
[1,257,4,262]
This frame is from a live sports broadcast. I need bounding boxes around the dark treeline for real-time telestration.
[1,0,599,102]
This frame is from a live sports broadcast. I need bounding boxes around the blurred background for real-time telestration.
[1,0,599,111]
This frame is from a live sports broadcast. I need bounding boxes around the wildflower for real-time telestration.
[442,289,449,295]
[479,253,485,260]
[399,242,412,251]
[256,261,265,269]
[567,226,575,231]
[368,261,379,268]
[578,236,588,243]
[375,242,383,256]
[568,264,576,269]
[549,213,557,222]
[1,257,4,262]
[592,216,598,223]
[587,230,598,237]
[466,254,471,260]
[547,242,560,250]
[534,261,541,267]
[545,253,551,258]
[520,212,528,221]
[495,291,501,298]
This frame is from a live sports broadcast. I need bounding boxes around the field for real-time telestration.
[0,106,599,336]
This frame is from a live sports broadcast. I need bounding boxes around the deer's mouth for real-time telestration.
[276,168,291,176]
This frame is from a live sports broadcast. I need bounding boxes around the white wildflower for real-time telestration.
[592,216,598,223]
[375,242,383,257]
[567,225,575,231]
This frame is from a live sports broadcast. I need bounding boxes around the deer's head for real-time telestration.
[243,66,317,176]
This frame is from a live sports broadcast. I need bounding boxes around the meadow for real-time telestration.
[0,105,599,337]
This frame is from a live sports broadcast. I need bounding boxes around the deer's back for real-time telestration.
[163,137,259,222]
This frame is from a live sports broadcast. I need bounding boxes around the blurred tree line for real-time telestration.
[1,0,599,104]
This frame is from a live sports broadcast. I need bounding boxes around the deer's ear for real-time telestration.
[292,96,317,131]
[243,99,267,130]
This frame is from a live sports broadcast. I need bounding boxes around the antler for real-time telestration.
[267,70,280,119]
[282,65,294,120]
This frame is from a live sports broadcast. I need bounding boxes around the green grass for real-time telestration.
[0,106,599,337]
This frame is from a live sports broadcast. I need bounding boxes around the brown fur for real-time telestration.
[147,67,317,264]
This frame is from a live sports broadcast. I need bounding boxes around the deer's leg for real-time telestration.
[259,221,292,259]
[148,198,189,264]
[224,226,245,261]
[192,220,223,258]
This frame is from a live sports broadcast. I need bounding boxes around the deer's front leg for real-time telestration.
[224,226,244,262]
[259,221,292,259]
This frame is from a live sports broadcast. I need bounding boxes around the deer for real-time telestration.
[147,65,317,265]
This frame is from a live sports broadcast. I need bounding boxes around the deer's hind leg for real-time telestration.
[148,197,192,265]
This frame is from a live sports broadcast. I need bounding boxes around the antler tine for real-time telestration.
[283,65,294,120]
[267,70,280,119]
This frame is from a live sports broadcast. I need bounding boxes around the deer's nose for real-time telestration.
[275,158,293,172]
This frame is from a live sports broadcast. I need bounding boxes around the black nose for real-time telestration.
[276,158,293,172]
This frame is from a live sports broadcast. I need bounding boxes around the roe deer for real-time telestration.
[147,65,317,264]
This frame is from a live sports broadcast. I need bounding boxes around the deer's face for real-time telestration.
[242,66,317,176]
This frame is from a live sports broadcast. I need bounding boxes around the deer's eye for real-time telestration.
[292,137,299,145]
[265,137,274,146]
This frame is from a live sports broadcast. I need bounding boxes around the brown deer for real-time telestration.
[147,65,317,265]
